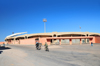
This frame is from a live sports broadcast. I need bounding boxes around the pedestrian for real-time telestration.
[38,43,42,50]
[36,41,41,50]
[44,42,49,51]
[36,42,39,49]
[91,42,93,46]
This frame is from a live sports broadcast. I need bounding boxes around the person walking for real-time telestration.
[91,42,93,46]
[36,42,39,49]
[44,42,49,51]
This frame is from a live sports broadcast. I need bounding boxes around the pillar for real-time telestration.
[86,38,87,43]
[80,39,82,45]
[14,38,16,44]
[52,39,54,44]
[70,39,72,45]
[19,40,20,44]
[59,39,61,45]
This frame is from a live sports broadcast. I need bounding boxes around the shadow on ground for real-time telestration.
[0,51,3,54]
[0,46,11,54]
[0,46,11,50]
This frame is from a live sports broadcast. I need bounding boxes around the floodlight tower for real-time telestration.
[43,19,47,33]
[80,26,81,32]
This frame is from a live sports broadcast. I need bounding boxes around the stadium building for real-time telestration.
[5,32,100,45]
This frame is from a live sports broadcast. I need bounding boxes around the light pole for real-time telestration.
[43,19,47,33]
[80,26,81,32]
[12,32,14,34]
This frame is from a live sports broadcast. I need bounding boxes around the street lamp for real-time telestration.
[43,18,47,33]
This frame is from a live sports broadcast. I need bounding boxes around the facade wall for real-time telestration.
[6,36,100,45]
[7,38,36,45]
[4,41,7,44]
[11,40,19,44]
[95,36,100,43]
[20,38,35,44]
[89,38,93,44]
[89,37,97,44]
[46,36,94,45]
[0,42,4,44]
[93,37,96,43]
[47,39,51,45]
[8,40,12,44]
[39,38,47,45]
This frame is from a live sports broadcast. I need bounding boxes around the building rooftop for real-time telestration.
[5,32,100,40]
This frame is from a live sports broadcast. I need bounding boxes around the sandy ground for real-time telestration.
[0,44,100,66]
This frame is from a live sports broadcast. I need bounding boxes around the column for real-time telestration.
[80,39,82,45]
[52,35,54,44]
[14,38,16,44]
[59,39,61,45]
[86,38,88,43]
[70,39,72,45]
[27,34,28,39]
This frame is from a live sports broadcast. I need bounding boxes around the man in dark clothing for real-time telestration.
[36,42,39,49]
[36,42,41,50]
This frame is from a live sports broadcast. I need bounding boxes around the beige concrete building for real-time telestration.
[5,32,100,45]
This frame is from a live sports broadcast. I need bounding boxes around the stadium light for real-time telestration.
[43,19,47,33]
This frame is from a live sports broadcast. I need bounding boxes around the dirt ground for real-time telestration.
[0,44,100,66]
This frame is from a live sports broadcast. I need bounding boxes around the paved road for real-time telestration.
[0,44,100,66]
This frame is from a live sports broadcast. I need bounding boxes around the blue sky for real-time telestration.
[0,0,100,41]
